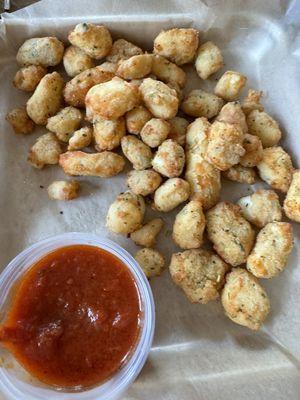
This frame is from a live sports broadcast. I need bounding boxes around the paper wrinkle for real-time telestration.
[0,0,300,399]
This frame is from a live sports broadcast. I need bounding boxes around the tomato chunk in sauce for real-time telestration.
[0,245,141,388]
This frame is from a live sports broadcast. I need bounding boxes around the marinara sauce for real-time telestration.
[0,245,141,388]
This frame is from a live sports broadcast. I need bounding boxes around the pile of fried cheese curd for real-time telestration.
[6,24,300,330]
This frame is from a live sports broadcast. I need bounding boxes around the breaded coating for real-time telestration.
[216,101,248,133]
[152,139,185,178]
[205,121,245,171]
[195,41,223,80]
[121,135,152,170]
[63,45,94,77]
[135,248,165,278]
[153,28,199,65]
[106,39,143,63]
[206,202,255,266]
[94,117,125,151]
[28,132,62,169]
[172,200,205,249]
[85,77,140,120]
[247,110,282,148]
[154,178,190,212]
[26,72,64,125]
[240,134,263,167]
[47,180,80,201]
[97,61,117,74]
[68,23,112,59]
[169,249,229,304]
[185,151,221,210]
[130,218,163,247]
[117,54,153,79]
[63,67,114,108]
[151,55,186,87]
[16,37,64,67]
[257,146,293,193]
[125,105,152,135]
[284,170,300,222]
[185,117,210,155]
[215,70,247,101]
[59,151,125,177]
[6,107,35,134]
[181,89,224,119]
[221,268,270,330]
[223,165,257,184]
[126,169,162,196]
[168,117,189,146]
[13,65,47,92]
[139,78,179,119]
[106,191,145,235]
[166,81,183,103]
[237,189,282,228]
[46,106,82,142]
[242,89,264,116]
[140,118,170,148]
[247,222,293,279]
[68,126,92,151]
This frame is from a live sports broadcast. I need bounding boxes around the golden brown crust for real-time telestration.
[195,41,223,80]
[106,191,145,235]
[126,169,162,196]
[257,146,294,193]
[152,139,185,178]
[169,249,229,304]
[247,110,281,148]
[240,134,263,167]
[154,28,199,65]
[47,180,80,201]
[181,89,224,119]
[130,219,163,247]
[205,121,245,171]
[13,65,47,92]
[16,37,64,67]
[223,165,257,184]
[172,200,205,249]
[28,132,62,169]
[26,72,64,125]
[139,78,179,119]
[284,169,300,222]
[68,127,92,151]
[237,189,282,228]
[140,118,170,148]
[116,54,153,79]
[46,106,82,142]
[151,55,186,87]
[6,107,35,134]
[247,222,293,278]
[135,248,165,278]
[206,202,255,266]
[214,70,247,101]
[63,45,94,77]
[93,117,125,151]
[85,77,140,120]
[153,178,190,212]
[68,23,112,59]
[221,268,270,330]
[106,39,143,63]
[121,135,153,170]
[63,67,114,108]
[59,151,125,177]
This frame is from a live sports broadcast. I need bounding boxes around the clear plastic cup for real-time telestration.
[0,232,155,400]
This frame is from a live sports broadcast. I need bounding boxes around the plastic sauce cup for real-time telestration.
[0,232,155,400]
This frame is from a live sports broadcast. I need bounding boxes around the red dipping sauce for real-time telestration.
[0,245,141,389]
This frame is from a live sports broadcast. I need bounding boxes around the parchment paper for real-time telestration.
[1,1,300,399]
